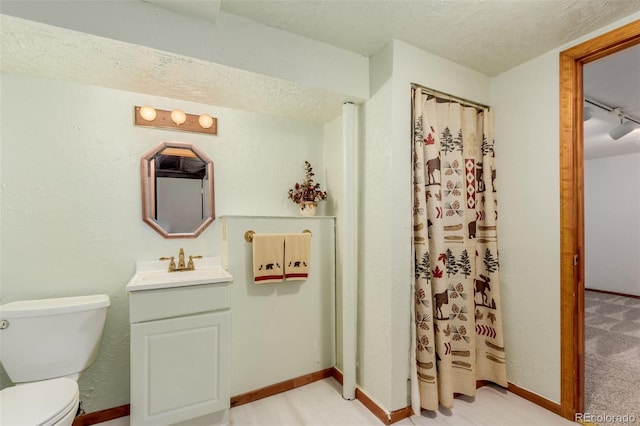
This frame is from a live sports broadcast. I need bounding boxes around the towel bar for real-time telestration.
[244,229,312,243]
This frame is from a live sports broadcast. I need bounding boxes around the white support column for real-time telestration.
[341,102,357,400]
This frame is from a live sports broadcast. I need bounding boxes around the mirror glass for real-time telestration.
[141,141,214,238]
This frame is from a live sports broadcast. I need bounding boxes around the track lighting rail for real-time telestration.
[585,97,640,125]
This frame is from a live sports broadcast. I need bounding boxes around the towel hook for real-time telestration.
[244,229,312,243]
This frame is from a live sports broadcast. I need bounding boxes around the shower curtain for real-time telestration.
[411,88,508,413]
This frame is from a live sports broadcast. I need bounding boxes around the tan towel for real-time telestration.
[253,233,285,284]
[284,233,311,281]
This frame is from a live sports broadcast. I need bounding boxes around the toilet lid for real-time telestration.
[0,378,79,426]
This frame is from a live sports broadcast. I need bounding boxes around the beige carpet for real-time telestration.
[584,290,640,425]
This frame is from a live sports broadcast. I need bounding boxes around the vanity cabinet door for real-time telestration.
[130,310,230,426]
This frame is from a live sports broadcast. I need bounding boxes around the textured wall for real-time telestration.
[359,53,395,410]
[491,50,563,403]
[585,154,640,296]
[222,216,336,395]
[491,13,640,403]
[0,73,323,413]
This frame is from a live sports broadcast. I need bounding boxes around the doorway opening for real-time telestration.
[559,20,640,420]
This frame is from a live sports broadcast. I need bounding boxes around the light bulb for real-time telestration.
[199,114,214,129]
[171,109,187,125]
[139,105,157,121]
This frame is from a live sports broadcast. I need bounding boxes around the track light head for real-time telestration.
[583,106,594,121]
[608,121,637,140]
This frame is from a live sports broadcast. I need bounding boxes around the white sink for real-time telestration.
[126,257,233,292]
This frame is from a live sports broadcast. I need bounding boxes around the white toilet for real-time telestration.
[0,294,110,426]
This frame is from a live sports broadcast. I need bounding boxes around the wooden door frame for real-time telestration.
[559,20,640,420]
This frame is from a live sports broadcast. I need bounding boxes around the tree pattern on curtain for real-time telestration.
[412,89,508,411]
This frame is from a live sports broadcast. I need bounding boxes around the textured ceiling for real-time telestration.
[0,15,348,124]
[146,0,640,77]
[166,0,640,157]
[218,0,640,77]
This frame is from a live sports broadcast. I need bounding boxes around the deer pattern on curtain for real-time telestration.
[412,89,507,412]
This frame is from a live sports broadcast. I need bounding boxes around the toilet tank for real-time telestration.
[0,294,110,383]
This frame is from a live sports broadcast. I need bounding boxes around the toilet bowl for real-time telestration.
[0,294,110,426]
[1,378,79,426]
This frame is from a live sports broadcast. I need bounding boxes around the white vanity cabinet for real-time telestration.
[127,259,232,426]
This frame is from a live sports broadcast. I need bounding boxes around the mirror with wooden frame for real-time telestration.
[140,141,214,238]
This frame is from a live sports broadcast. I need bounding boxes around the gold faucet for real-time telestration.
[160,248,202,272]
[187,255,202,270]
[177,248,186,269]
[159,256,177,272]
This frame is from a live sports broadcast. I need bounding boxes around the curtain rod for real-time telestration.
[411,83,490,110]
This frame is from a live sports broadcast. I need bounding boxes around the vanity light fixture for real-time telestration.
[198,114,214,129]
[170,109,187,125]
[134,106,218,135]
[139,105,157,121]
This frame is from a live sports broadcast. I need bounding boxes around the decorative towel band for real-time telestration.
[245,229,312,243]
